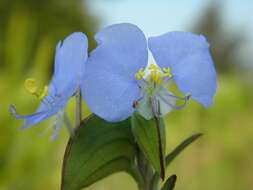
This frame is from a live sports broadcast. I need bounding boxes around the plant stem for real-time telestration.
[136,147,156,190]
[130,159,145,190]
[151,98,165,180]
[150,173,160,190]
[75,88,82,128]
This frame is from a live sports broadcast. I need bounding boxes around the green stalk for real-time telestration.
[136,146,156,190]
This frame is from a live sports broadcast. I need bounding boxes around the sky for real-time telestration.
[86,0,253,37]
[86,0,253,67]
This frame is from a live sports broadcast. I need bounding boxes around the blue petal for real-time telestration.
[53,32,88,98]
[148,32,217,107]
[81,23,148,122]
[9,94,67,128]
[9,32,87,128]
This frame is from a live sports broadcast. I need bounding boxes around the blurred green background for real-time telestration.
[0,0,253,190]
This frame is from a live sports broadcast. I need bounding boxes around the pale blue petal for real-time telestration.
[9,94,67,128]
[148,32,217,107]
[137,86,176,120]
[50,111,64,140]
[53,32,88,98]
[10,104,49,128]
[9,32,88,128]
[155,88,176,116]
[136,95,153,120]
[81,23,148,122]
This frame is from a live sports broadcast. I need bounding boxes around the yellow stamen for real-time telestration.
[135,64,172,85]
[149,70,162,85]
[147,64,162,84]
[162,67,172,78]
[135,68,145,80]
[148,63,159,71]
[38,86,48,100]
[24,78,48,100]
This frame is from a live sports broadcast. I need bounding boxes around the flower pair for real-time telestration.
[10,23,216,130]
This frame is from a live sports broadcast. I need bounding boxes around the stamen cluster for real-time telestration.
[135,63,172,85]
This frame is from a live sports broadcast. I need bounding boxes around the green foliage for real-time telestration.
[61,115,136,190]
[151,133,202,189]
[131,112,166,179]
[161,175,177,190]
[61,112,193,190]
[165,133,203,167]
[0,1,96,189]
[0,0,96,73]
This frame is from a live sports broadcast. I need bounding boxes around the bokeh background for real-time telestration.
[0,0,253,189]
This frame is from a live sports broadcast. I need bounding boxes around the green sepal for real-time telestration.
[131,112,166,179]
[61,115,136,190]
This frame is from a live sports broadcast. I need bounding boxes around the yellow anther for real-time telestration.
[135,64,171,85]
[148,63,159,71]
[162,67,172,78]
[24,78,38,94]
[135,68,145,80]
[147,64,163,84]
[24,78,48,100]
[149,70,162,85]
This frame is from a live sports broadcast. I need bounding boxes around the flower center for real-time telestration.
[134,63,190,120]
[135,63,172,85]
[24,78,48,100]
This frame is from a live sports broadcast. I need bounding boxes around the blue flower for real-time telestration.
[81,23,217,122]
[10,32,88,129]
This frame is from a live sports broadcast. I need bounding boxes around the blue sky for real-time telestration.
[87,0,253,37]
[86,0,253,66]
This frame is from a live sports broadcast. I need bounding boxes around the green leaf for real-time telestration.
[166,133,203,167]
[161,175,177,190]
[61,115,136,190]
[150,133,202,189]
[131,112,166,179]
